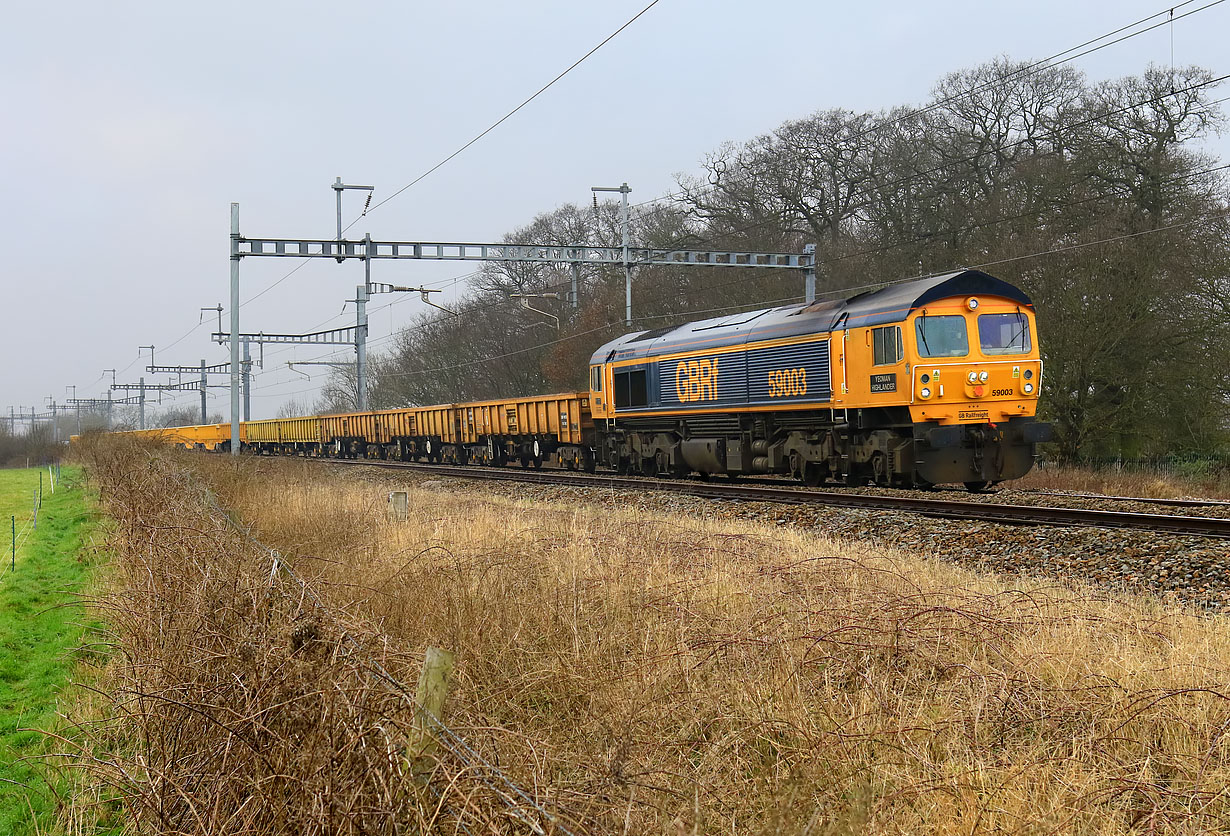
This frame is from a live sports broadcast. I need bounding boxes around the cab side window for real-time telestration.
[872,326,903,366]
[589,365,602,391]
[613,368,648,408]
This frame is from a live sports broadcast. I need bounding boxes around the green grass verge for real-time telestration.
[0,467,46,539]
[0,467,113,834]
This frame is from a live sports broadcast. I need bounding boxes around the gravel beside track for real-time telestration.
[337,464,1230,611]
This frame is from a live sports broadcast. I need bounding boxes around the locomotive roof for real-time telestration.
[590,269,1032,364]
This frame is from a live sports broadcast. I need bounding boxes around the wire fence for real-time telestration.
[1,470,51,580]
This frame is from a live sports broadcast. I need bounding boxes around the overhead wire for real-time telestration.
[238,267,485,398]
[238,0,663,316]
[613,78,1230,317]
[626,73,1229,281]
[629,152,1230,314]
[356,0,662,222]
[373,194,1230,383]
[627,0,1226,212]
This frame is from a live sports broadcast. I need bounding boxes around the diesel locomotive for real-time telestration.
[589,268,1051,489]
[101,269,1051,490]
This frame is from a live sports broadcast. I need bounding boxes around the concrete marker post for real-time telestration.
[388,491,408,521]
[10,516,14,571]
[407,646,455,784]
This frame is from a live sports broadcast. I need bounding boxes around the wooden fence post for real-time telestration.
[407,646,455,783]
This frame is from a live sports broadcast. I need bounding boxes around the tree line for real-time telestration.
[319,58,1229,462]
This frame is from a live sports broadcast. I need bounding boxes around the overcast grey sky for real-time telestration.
[3,0,1227,422]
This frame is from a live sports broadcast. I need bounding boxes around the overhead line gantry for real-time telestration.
[226,194,817,455]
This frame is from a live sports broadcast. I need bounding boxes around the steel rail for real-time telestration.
[1024,490,1230,508]
[319,459,1230,539]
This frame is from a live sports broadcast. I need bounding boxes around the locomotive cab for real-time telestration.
[900,294,1050,488]
[906,296,1042,425]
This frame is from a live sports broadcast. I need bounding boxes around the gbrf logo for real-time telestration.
[675,358,720,402]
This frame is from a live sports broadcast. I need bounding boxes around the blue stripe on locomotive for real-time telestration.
[648,339,833,411]
[746,339,832,404]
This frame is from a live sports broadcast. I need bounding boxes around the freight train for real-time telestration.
[100,269,1052,490]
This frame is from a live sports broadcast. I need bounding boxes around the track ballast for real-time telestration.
[317,459,1230,539]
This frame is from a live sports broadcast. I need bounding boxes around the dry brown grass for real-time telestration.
[1012,462,1230,500]
[73,439,1230,834]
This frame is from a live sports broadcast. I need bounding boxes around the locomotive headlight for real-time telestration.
[1024,369,1034,380]
[1023,383,1035,394]
[966,297,980,310]
[978,371,989,383]
[967,371,977,383]
[920,387,932,399]
[921,373,930,384]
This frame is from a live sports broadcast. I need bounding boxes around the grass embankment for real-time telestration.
[1014,461,1230,499]
[0,466,107,835]
[77,439,1230,834]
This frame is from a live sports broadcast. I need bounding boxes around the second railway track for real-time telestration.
[320,458,1230,539]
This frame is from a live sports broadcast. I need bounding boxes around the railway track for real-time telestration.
[321,459,1230,539]
[1023,490,1230,509]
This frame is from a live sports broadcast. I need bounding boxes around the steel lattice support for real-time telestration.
[225,200,818,455]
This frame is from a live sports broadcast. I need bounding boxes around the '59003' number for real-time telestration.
[768,368,807,398]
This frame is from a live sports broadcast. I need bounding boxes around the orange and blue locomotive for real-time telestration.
[587,269,1050,489]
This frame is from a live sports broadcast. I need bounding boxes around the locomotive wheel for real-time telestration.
[655,450,674,478]
[871,452,890,487]
[519,456,530,469]
[802,462,823,487]
[964,480,990,492]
